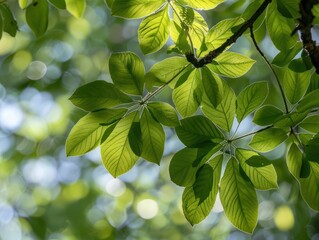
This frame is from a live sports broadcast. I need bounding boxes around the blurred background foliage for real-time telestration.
[0,0,318,239]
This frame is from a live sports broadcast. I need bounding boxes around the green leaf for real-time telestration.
[236,82,268,123]
[65,0,86,18]
[304,134,319,164]
[272,42,302,67]
[69,81,132,111]
[266,0,298,51]
[128,121,142,157]
[138,5,170,55]
[296,89,319,113]
[287,143,319,211]
[201,18,244,55]
[100,111,139,177]
[171,3,208,49]
[253,105,284,126]
[66,109,127,156]
[145,57,190,90]
[25,0,48,37]
[182,155,223,225]
[201,67,223,108]
[249,128,288,152]
[109,52,145,95]
[175,115,224,147]
[0,4,18,37]
[0,12,3,39]
[299,115,319,132]
[241,0,265,30]
[173,69,202,117]
[274,111,308,128]
[147,102,180,127]
[111,0,165,19]
[105,0,114,8]
[277,0,299,18]
[169,146,219,186]
[176,0,224,10]
[220,158,258,233]
[201,82,236,132]
[276,66,313,104]
[140,109,165,164]
[207,52,255,78]
[236,149,278,190]
[19,0,30,9]
[48,0,66,9]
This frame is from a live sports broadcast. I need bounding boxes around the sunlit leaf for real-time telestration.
[253,105,284,126]
[176,0,224,10]
[69,81,132,111]
[19,0,30,9]
[104,0,114,8]
[276,66,313,104]
[65,0,86,18]
[272,42,302,67]
[220,158,258,233]
[296,89,319,113]
[201,82,236,132]
[201,18,244,55]
[147,102,180,127]
[201,67,223,108]
[249,128,288,152]
[0,4,18,37]
[100,111,139,177]
[287,143,303,179]
[112,0,165,19]
[109,52,145,95]
[241,0,265,30]
[145,57,190,90]
[207,52,255,78]
[236,148,278,190]
[48,0,66,9]
[169,146,219,186]
[26,0,48,37]
[304,134,319,164]
[182,155,223,225]
[274,111,308,128]
[175,115,224,147]
[266,0,298,51]
[236,82,268,123]
[138,5,170,54]
[66,109,127,156]
[277,0,299,18]
[140,109,165,164]
[299,115,319,132]
[173,69,202,117]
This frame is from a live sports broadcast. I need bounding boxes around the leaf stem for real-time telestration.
[249,26,289,114]
[140,64,191,104]
[229,125,273,142]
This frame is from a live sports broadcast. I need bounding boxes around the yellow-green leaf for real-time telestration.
[176,0,224,10]
[249,128,288,152]
[65,0,86,18]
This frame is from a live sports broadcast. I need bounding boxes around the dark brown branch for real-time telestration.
[186,0,272,68]
[298,0,319,74]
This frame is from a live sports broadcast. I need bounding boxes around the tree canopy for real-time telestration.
[0,0,319,239]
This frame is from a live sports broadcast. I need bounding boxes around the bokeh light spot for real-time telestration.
[27,61,47,80]
[274,205,294,231]
[12,50,32,72]
[137,199,159,220]
[106,178,126,197]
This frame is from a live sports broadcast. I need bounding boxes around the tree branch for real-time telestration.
[298,0,319,74]
[186,0,272,68]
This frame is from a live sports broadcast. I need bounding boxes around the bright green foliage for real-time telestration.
[220,158,258,233]
[299,115,319,132]
[207,52,255,78]
[253,105,284,126]
[173,69,202,117]
[147,102,180,127]
[69,81,132,111]
[109,52,145,95]
[25,0,49,37]
[65,0,86,18]
[140,109,165,164]
[145,57,190,90]
[272,42,302,67]
[175,115,223,147]
[138,5,170,54]
[182,155,222,225]
[201,82,236,132]
[48,0,66,9]
[111,0,165,19]
[66,109,127,156]
[250,128,288,152]
[296,89,319,113]
[201,67,223,108]
[176,0,224,10]
[236,149,278,190]
[101,111,140,177]
[266,0,298,51]
[0,4,18,38]
[236,82,268,123]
